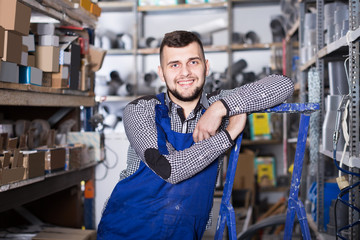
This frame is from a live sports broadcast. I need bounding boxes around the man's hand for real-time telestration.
[193,101,227,142]
[226,113,247,141]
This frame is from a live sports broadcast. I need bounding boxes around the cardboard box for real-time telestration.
[80,58,90,91]
[28,54,35,67]
[35,46,60,72]
[38,35,59,47]
[22,150,45,179]
[32,227,96,240]
[249,113,272,140]
[255,156,276,187]
[23,34,35,52]
[0,167,25,185]
[36,23,55,35]
[37,147,66,173]
[0,0,31,36]
[2,30,22,64]
[19,66,43,86]
[67,132,103,162]
[66,145,83,170]
[88,46,106,72]
[73,0,92,11]
[233,149,255,190]
[0,26,4,58]
[90,3,102,17]
[51,65,69,88]
[42,72,52,87]
[0,61,19,83]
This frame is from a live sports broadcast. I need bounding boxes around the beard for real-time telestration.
[166,83,203,102]
[164,70,207,102]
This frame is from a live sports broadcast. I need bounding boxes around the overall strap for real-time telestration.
[155,92,170,155]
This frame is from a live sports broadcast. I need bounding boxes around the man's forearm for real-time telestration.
[219,74,294,116]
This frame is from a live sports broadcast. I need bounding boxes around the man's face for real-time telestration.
[158,42,209,104]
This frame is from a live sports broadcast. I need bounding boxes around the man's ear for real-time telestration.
[158,65,165,82]
[205,59,210,76]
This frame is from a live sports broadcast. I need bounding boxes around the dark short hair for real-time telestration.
[159,30,205,64]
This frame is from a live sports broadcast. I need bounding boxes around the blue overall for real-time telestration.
[97,93,219,239]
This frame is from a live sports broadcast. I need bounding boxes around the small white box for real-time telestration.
[37,23,55,35]
[59,50,71,65]
[22,34,35,52]
[0,61,19,83]
[39,35,59,47]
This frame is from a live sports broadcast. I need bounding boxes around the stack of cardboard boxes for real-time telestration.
[0,134,45,185]
[0,0,31,84]
[0,0,106,93]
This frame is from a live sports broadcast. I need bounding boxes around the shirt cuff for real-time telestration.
[223,129,235,146]
[219,99,230,117]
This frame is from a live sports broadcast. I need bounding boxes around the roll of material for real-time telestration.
[322,95,345,152]
[245,31,260,44]
[328,61,349,95]
[188,18,227,35]
[144,71,158,86]
[231,59,248,76]
[270,15,286,43]
[0,124,13,137]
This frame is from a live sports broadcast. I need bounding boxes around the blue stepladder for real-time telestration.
[214,102,320,240]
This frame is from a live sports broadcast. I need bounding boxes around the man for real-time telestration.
[97,30,294,239]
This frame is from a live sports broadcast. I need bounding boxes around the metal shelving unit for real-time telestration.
[98,0,282,95]
[298,0,360,238]
[0,0,99,226]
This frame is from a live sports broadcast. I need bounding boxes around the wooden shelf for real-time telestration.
[19,0,97,28]
[107,43,277,56]
[138,2,227,12]
[0,163,96,213]
[98,1,134,12]
[0,83,95,107]
[285,19,299,42]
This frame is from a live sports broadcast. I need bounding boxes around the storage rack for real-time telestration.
[0,0,98,225]
[298,0,360,238]
[98,0,282,91]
